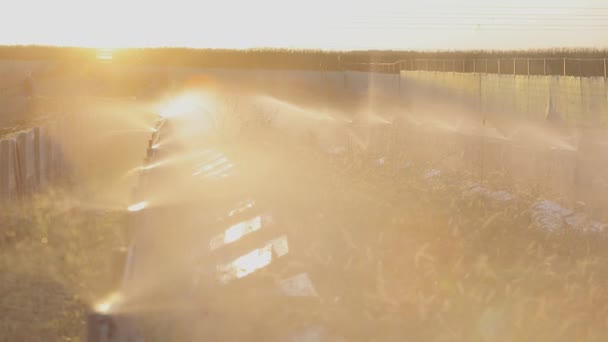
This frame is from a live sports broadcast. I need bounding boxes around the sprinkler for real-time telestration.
[87,311,117,342]
[87,292,125,341]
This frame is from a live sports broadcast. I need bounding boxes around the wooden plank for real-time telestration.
[0,139,17,200]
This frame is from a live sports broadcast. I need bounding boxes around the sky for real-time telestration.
[1,0,607,50]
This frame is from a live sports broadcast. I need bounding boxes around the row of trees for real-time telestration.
[1,45,607,68]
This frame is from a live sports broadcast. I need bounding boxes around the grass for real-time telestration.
[0,189,126,342]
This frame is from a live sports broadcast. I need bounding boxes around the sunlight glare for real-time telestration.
[142,162,162,171]
[127,201,148,212]
[94,292,122,314]
[218,246,273,283]
[209,215,263,251]
[217,235,289,283]
[227,200,256,217]
[159,93,210,118]
[192,155,228,176]
[96,48,113,61]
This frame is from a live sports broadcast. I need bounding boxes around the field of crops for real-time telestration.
[125,100,608,341]
[1,73,607,341]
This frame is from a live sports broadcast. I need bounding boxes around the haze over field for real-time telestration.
[2,0,608,340]
[1,1,607,50]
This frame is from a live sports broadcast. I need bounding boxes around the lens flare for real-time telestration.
[159,93,210,118]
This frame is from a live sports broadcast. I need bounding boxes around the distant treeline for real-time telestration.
[1,45,607,75]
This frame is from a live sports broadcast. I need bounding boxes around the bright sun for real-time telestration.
[96,48,113,61]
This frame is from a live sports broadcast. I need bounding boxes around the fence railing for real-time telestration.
[343,58,608,78]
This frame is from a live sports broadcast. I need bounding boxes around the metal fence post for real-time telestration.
[473,59,476,73]
[563,58,567,76]
[527,59,530,76]
[543,59,547,75]
[513,59,516,75]
[498,59,501,75]
[604,58,607,78]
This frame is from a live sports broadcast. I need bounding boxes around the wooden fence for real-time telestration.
[0,113,93,201]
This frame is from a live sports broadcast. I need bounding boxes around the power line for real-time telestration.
[381,5,608,10]
[340,19,608,27]
[442,5,608,10]
[342,23,608,28]
[336,26,608,31]
[351,15,608,20]
[360,11,608,17]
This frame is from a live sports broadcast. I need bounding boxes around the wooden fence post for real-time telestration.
[15,133,27,195]
[498,59,501,75]
[33,127,42,188]
[473,60,477,73]
[604,58,607,78]
[513,59,516,75]
[543,59,547,75]
[563,58,567,76]
[527,59,530,76]
[35,127,50,188]
[0,139,14,200]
